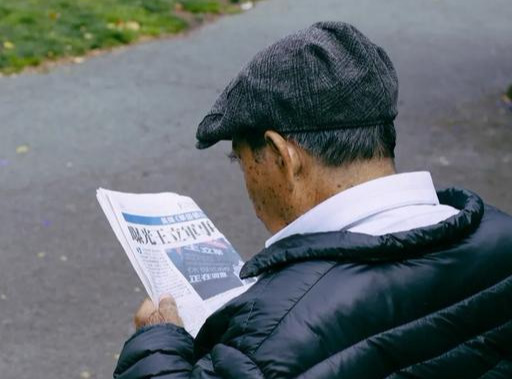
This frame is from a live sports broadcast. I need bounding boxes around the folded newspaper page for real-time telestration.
[97,188,254,337]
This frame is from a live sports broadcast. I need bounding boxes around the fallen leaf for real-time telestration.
[3,41,14,50]
[125,21,141,31]
[37,252,46,258]
[73,57,85,64]
[241,1,254,11]
[80,370,92,379]
[438,156,450,166]
[16,145,29,154]
[48,11,60,20]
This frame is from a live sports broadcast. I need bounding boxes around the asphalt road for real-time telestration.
[0,0,511,377]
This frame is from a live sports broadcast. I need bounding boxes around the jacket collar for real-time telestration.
[240,188,484,279]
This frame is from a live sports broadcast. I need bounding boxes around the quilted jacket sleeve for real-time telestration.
[113,324,264,379]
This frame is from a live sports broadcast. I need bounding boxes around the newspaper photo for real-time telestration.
[97,188,254,337]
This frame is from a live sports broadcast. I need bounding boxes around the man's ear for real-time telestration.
[264,131,302,177]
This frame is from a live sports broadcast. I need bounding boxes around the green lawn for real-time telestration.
[0,0,243,74]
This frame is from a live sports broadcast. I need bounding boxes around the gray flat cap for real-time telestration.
[196,21,398,149]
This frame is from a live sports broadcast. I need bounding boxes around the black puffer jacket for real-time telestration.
[114,189,512,378]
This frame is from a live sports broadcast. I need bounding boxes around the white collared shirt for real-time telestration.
[265,171,460,248]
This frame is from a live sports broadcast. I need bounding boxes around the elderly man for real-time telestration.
[114,22,512,378]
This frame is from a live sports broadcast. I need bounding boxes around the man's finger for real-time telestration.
[159,295,177,312]
[159,295,183,326]
[134,298,156,328]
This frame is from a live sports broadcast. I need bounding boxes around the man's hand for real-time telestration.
[134,296,183,330]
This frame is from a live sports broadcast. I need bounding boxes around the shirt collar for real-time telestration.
[265,171,440,248]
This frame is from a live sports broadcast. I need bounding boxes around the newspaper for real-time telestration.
[97,188,254,337]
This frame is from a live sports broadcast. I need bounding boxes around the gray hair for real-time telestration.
[237,124,396,167]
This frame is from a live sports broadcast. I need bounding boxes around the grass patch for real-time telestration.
[506,84,512,100]
[0,0,245,74]
[180,0,223,13]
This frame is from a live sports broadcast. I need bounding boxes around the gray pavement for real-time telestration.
[0,0,511,377]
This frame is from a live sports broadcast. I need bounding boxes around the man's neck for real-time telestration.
[317,159,396,201]
[297,158,397,220]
